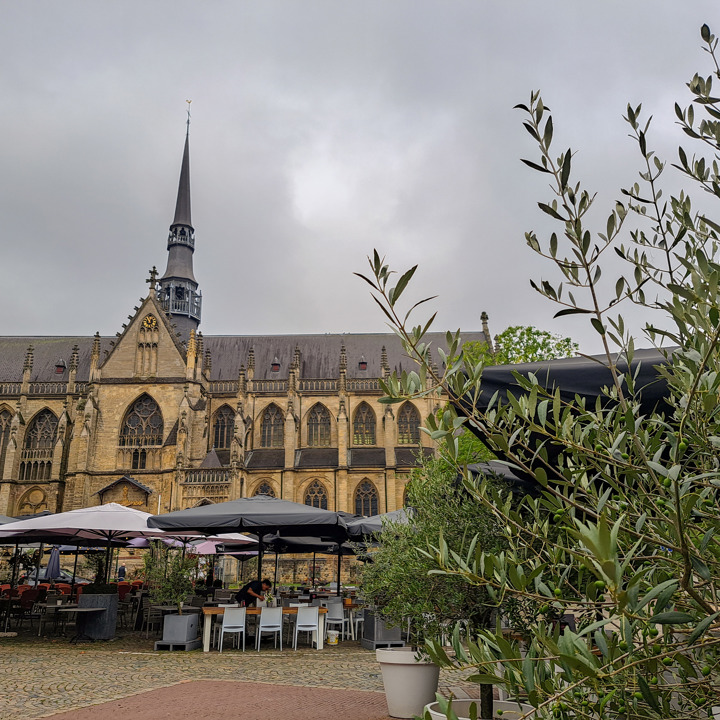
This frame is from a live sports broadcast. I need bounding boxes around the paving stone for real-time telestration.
[0,628,477,720]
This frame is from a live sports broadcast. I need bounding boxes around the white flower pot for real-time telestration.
[376,647,440,718]
[425,699,535,720]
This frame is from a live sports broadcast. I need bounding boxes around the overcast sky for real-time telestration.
[1,1,717,353]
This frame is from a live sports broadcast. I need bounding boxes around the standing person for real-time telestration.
[236,578,272,606]
[117,563,127,581]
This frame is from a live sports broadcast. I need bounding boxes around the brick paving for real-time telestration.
[0,629,477,720]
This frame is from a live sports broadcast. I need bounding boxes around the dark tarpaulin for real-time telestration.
[454,348,672,484]
[148,495,349,540]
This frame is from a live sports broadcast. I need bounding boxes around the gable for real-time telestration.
[100,295,187,379]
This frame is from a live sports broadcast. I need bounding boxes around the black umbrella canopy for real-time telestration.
[148,495,349,540]
[464,348,670,417]
[455,348,672,484]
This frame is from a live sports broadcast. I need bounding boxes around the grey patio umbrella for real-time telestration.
[345,508,412,537]
[148,496,349,540]
[149,496,350,586]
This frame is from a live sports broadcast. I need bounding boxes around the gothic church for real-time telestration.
[0,129,489,519]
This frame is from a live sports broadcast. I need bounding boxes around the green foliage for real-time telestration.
[453,328,578,465]
[359,458,508,646]
[144,545,198,615]
[359,24,720,720]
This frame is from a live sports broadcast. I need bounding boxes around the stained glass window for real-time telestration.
[354,480,378,516]
[398,403,420,445]
[260,404,284,448]
[254,482,276,497]
[119,394,164,447]
[307,404,331,447]
[304,480,328,509]
[353,403,376,445]
[213,405,235,449]
[24,409,58,450]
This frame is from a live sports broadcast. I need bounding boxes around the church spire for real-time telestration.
[172,121,192,229]
[158,104,202,341]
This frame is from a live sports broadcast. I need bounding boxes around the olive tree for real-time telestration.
[357,24,720,720]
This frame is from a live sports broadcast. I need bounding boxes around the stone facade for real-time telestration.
[0,129,490,519]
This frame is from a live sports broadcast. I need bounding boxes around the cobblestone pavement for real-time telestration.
[0,629,477,720]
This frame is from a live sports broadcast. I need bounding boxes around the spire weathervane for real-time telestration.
[186,99,192,131]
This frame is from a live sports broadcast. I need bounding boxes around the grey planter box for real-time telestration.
[163,613,199,644]
[361,609,404,650]
[77,593,118,640]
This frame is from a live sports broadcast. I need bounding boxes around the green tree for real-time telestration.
[359,457,509,645]
[358,24,720,720]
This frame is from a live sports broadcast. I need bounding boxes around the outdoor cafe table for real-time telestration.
[201,606,328,652]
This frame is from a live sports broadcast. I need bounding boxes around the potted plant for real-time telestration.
[359,459,507,719]
[145,548,199,645]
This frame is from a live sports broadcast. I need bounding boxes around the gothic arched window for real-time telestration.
[119,394,164,447]
[353,403,376,445]
[0,408,12,478]
[213,405,235,449]
[20,409,57,481]
[304,480,328,510]
[24,409,58,451]
[254,482,276,497]
[260,404,284,448]
[354,480,379,517]
[307,404,331,447]
[398,403,421,445]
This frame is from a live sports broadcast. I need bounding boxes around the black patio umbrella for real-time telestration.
[454,347,672,484]
[148,496,350,584]
[345,508,412,538]
[148,496,349,540]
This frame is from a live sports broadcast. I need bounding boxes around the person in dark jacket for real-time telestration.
[236,578,272,606]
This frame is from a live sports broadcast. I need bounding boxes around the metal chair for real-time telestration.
[293,605,320,650]
[218,607,246,652]
[256,606,283,651]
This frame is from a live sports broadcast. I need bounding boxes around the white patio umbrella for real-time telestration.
[0,503,180,583]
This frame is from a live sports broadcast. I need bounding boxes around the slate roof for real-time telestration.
[245,449,285,469]
[348,448,387,467]
[295,448,339,468]
[0,330,488,384]
[396,447,434,467]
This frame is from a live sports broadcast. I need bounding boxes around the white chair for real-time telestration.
[218,606,246,652]
[325,601,350,640]
[293,605,320,650]
[353,608,365,640]
[212,603,240,648]
[256,607,283,651]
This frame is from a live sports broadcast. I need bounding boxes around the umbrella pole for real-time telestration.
[257,544,263,582]
[3,544,19,633]
[336,552,342,596]
[70,545,79,599]
[274,552,279,589]
[104,539,112,584]
[312,552,316,588]
[34,543,44,588]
